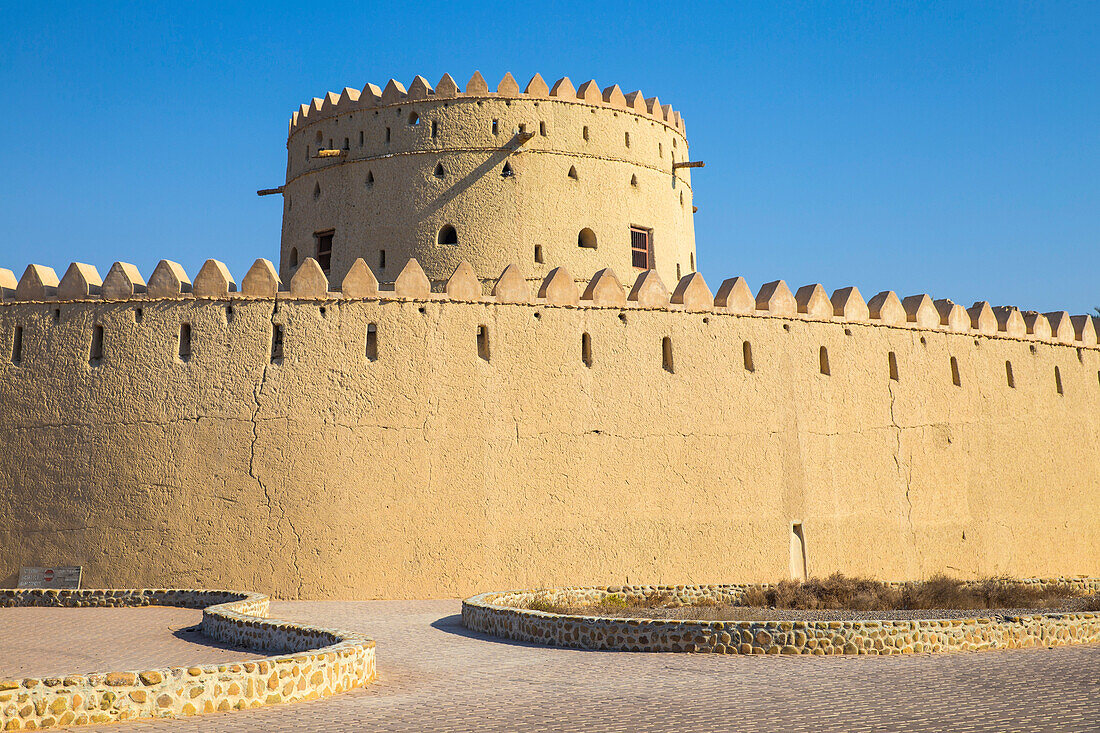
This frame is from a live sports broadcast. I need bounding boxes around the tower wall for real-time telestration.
[280,74,696,288]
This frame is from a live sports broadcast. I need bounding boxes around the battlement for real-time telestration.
[1,258,1097,350]
[288,72,687,137]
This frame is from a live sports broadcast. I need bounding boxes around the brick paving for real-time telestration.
[0,607,250,678]
[2,600,1093,732]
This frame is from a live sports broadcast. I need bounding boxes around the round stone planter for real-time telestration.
[462,581,1100,655]
[0,589,376,729]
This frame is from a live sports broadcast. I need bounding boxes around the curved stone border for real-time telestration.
[463,579,1100,656]
[0,589,375,729]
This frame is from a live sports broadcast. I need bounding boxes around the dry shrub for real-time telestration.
[936,575,1076,610]
[634,592,678,609]
[524,575,1092,616]
[526,592,559,613]
[744,573,1081,611]
[744,574,902,611]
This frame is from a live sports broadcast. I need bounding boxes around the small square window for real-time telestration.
[630,227,652,269]
[315,230,334,273]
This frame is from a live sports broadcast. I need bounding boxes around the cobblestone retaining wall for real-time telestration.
[0,589,376,729]
[463,579,1100,655]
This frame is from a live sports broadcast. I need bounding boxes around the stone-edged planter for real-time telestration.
[462,579,1100,656]
[0,589,375,729]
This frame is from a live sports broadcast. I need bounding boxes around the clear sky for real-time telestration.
[1,2,1097,313]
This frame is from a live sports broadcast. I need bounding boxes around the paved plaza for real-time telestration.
[0,607,247,678]
[2,600,1097,732]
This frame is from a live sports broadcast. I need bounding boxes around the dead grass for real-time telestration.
[524,574,1094,617]
[740,573,1080,611]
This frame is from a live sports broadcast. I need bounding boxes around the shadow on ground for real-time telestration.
[171,626,267,655]
[429,613,626,653]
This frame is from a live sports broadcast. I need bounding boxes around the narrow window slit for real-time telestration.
[1006,361,1015,388]
[379,250,386,269]
[790,523,808,581]
[662,337,674,373]
[178,324,192,362]
[743,341,754,373]
[888,351,899,381]
[89,325,104,365]
[1055,366,1063,395]
[271,325,284,363]
[819,346,830,376]
[11,326,23,364]
[477,325,490,362]
[365,324,378,362]
[534,245,544,263]
[582,333,592,367]
[950,356,961,386]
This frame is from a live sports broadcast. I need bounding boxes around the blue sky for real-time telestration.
[1,2,1097,312]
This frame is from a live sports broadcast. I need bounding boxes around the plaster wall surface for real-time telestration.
[280,76,696,289]
[0,293,1096,599]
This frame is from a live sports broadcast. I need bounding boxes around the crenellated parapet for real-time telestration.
[288,72,686,136]
[3,258,1097,349]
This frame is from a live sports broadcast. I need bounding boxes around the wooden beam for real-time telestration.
[509,131,536,154]
[256,187,284,197]
[673,161,705,170]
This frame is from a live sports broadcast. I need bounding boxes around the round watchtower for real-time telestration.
[278,71,697,289]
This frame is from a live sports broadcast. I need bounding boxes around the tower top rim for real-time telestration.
[288,72,687,138]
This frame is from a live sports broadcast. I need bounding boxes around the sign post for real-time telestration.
[17,566,82,589]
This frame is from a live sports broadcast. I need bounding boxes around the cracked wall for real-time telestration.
[0,296,1097,598]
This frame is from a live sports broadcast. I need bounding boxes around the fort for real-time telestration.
[0,72,1097,600]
